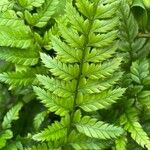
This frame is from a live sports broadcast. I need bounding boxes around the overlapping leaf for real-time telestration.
[75,116,124,139]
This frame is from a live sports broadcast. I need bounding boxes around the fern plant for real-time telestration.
[115,0,150,149]
[30,0,125,149]
[1,0,150,149]
[0,0,59,88]
[0,0,65,149]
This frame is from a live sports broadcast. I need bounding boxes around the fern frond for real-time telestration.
[0,130,13,149]
[33,111,48,130]
[79,88,125,112]
[0,26,33,49]
[25,0,59,27]
[33,86,73,116]
[33,0,124,147]
[82,58,122,80]
[115,136,127,150]
[58,23,84,48]
[0,10,25,28]
[24,143,61,150]
[66,2,118,34]
[0,47,39,66]
[76,0,118,19]
[2,102,23,129]
[51,37,117,64]
[79,72,123,94]
[92,17,119,33]
[32,120,67,142]
[70,140,109,150]
[119,0,138,53]
[0,9,34,49]
[68,131,111,150]
[1,141,23,150]
[88,45,118,63]
[0,66,47,88]
[75,0,94,19]
[17,0,45,10]
[36,75,75,98]
[88,31,117,48]
[75,115,124,140]
[121,107,150,149]
[0,0,13,12]
[138,91,150,109]
[65,2,88,34]
[51,36,82,63]
[0,71,36,88]
[24,143,48,150]
[95,0,119,19]
[130,59,149,84]
[40,53,79,81]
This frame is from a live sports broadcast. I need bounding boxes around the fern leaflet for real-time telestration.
[2,102,23,129]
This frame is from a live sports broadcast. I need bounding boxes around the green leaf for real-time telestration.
[0,130,13,149]
[40,53,79,81]
[18,0,45,10]
[75,116,124,140]
[0,47,39,66]
[119,0,138,42]
[25,143,48,150]
[79,72,123,94]
[84,45,117,63]
[33,111,48,130]
[120,108,150,149]
[115,136,127,150]
[0,67,46,88]
[130,60,149,84]
[92,17,119,33]
[33,86,72,116]
[0,26,33,49]
[58,23,84,48]
[143,0,150,9]
[51,36,82,63]
[65,2,88,33]
[0,10,25,28]
[2,141,23,150]
[138,90,150,109]
[36,75,75,98]
[2,102,23,129]
[32,121,67,142]
[0,71,36,88]
[25,0,59,27]
[82,58,122,80]
[0,0,13,12]
[131,0,148,30]
[88,31,117,48]
[25,143,61,150]
[68,131,110,150]
[79,88,125,112]
[76,0,94,19]
[95,0,119,19]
